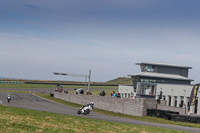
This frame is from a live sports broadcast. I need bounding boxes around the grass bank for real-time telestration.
[0,104,189,133]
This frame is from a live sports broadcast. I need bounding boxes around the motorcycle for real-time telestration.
[7,95,11,103]
[77,102,93,115]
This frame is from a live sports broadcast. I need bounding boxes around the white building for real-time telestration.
[119,62,200,115]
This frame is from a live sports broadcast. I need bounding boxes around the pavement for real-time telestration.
[0,92,200,132]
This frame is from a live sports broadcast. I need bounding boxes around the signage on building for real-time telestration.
[189,84,200,106]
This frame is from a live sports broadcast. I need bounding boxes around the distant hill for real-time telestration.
[0,77,133,86]
[105,77,132,85]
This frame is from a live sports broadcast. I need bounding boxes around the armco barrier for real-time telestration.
[54,92,157,116]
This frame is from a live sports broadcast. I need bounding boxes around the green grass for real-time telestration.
[0,104,190,133]
[0,84,55,89]
[0,77,132,85]
[36,93,200,129]
[0,90,29,93]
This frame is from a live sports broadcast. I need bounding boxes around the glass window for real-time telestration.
[141,65,158,72]
[141,79,156,84]
[140,84,156,95]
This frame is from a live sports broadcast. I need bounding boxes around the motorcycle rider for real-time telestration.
[77,102,94,115]
[7,93,11,103]
[82,102,94,108]
[89,102,94,109]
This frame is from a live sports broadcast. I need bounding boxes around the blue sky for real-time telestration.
[1,0,200,82]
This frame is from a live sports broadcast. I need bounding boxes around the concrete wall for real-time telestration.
[54,92,157,116]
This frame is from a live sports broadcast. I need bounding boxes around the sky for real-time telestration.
[0,0,200,82]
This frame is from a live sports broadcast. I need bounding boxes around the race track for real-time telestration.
[0,92,200,132]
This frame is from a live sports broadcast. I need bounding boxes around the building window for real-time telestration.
[140,84,156,95]
[141,79,156,84]
[141,65,158,72]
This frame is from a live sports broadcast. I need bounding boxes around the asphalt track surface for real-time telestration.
[0,92,200,132]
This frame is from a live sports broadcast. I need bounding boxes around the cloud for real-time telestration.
[24,4,42,10]
[0,33,23,38]
[29,37,53,45]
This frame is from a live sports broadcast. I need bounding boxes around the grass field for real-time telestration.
[0,83,117,89]
[0,104,190,133]
[0,77,132,85]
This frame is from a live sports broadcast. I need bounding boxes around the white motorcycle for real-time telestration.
[7,95,11,103]
[77,102,94,115]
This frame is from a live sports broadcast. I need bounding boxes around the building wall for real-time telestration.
[54,92,157,116]
[118,85,136,98]
[119,84,195,98]
[156,84,194,97]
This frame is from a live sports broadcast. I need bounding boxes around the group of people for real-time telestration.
[72,89,120,98]
[74,88,92,95]
[74,88,84,94]
[100,90,121,98]
[111,91,121,98]
[64,90,68,94]
[86,91,92,95]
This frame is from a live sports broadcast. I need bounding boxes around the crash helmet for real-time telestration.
[90,102,94,106]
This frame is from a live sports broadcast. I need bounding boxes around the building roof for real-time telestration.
[128,72,194,81]
[136,62,192,69]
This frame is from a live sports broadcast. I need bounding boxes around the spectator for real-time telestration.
[74,88,83,94]
[64,90,68,94]
[50,92,54,97]
[102,91,105,96]
[112,91,116,97]
[86,91,92,95]
[116,92,121,98]
[74,89,79,94]
[80,89,84,94]
[100,91,105,96]
[134,87,137,92]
